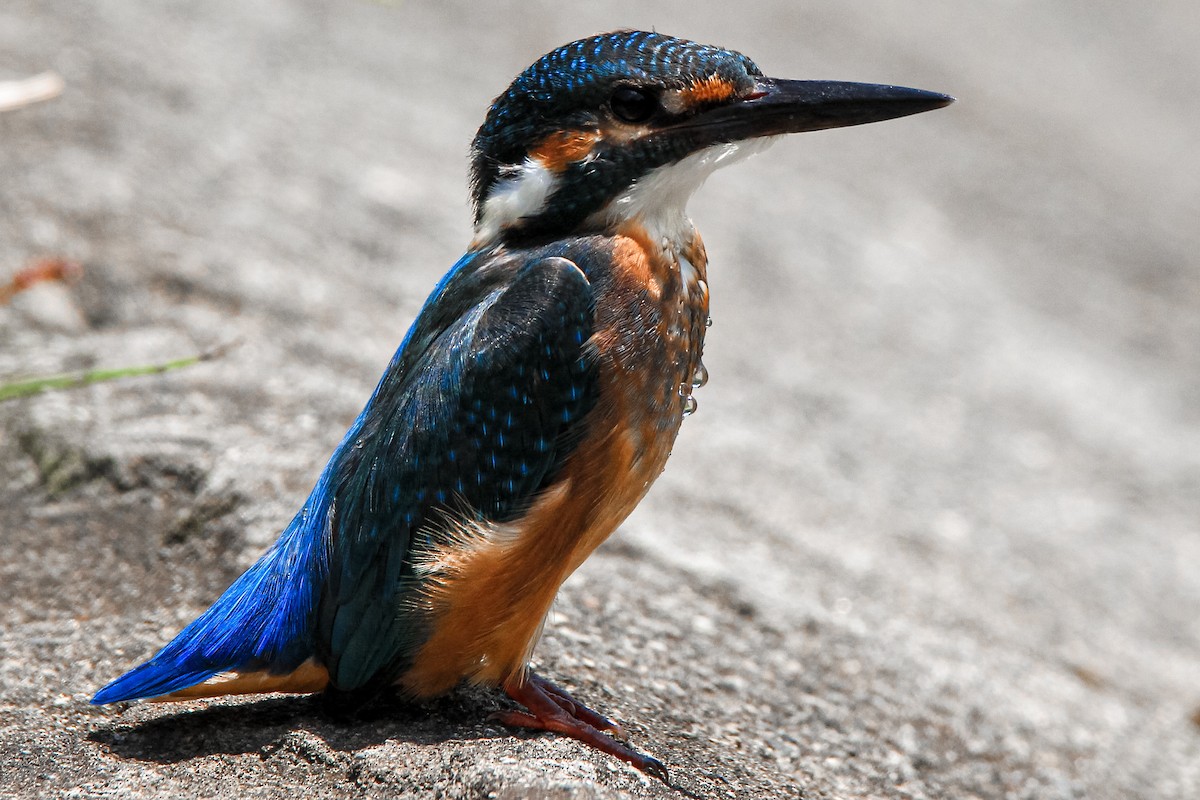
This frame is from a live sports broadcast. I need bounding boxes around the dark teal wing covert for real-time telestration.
[315,255,597,698]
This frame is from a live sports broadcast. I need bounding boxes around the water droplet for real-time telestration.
[678,382,699,416]
[677,381,699,417]
[691,362,709,388]
[705,316,713,328]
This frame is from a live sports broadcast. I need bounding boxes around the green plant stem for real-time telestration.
[0,344,234,402]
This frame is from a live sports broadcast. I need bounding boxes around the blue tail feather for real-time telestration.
[92,496,330,704]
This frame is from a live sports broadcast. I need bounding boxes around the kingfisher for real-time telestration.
[92,31,951,780]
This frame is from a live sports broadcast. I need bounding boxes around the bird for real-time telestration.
[92,30,951,781]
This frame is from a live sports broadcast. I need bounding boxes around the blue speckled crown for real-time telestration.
[470,31,762,218]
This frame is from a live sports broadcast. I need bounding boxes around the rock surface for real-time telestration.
[2,1,1198,798]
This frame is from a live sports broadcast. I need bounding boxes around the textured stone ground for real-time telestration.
[2,1,1198,798]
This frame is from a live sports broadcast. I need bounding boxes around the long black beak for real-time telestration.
[677,78,954,143]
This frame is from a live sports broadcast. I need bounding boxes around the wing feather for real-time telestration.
[316,255,597,694]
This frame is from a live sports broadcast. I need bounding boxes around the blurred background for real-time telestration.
[2,1,1197,798]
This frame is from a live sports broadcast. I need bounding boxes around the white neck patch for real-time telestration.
[603,138,777,243]
[474,157,559,244]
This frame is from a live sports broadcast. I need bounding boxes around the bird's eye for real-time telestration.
[609,86,658,123]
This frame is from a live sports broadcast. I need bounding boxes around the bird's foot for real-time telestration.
[531,673,629,741]
[493,671,669,783]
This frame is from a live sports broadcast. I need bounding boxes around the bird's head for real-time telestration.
[469,31,952,247]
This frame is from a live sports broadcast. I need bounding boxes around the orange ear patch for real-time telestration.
[531,130,601,172]
[679,74,736,108]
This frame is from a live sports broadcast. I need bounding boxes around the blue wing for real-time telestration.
[316,254,597,695]
[92,252,597,704]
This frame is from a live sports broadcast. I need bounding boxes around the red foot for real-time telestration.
[492,672,669,783]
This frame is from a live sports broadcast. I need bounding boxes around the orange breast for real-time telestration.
[399,227,710,697]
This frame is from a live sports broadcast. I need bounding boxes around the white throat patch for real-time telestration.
[603,138,777,243]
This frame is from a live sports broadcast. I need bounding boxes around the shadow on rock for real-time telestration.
[89,686,509,764]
